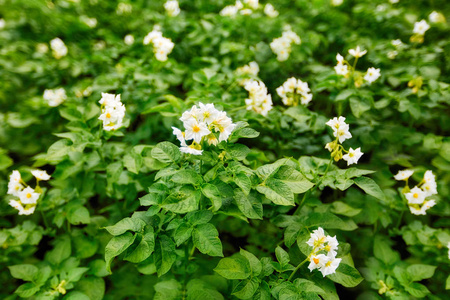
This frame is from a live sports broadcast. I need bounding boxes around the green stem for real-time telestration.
[288,256,310,281]
[40,210,49,230]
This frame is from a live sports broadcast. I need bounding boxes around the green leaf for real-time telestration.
[186,210,213,226]
[64,291,91,300]
[171,169,203,185]
[328,263,364,288]
[8,264,38,281]
[232,278,259,299]
[330,201,362,217]
[305,212,357,231]
[193,223,223,257]
[47,236,71,265]
[275,246,290,267]
[105,232,136,273]
[67,267,89,282]
[446,275,450,290]
[373,236,399,265]
[151,142,181,163]
[15,283,40,298]
[226,143,250,161]
[234,190,263,220]
[257,178,294,206]
[154,279,182,300]
[140,183,168,206]
[67,206,90,225]
[232,127,260,139]
[353,177,385,201]
[187,279,224,300]
[162,186,201,214]
[240,249,262,277]
[214,255,251,280]
[104,217,147,236]
[124,227,155,263]
[274,166,314,194]
[201,184,222,211]
[349,96,372,118]
[174,222,193,246]
[76,277,105,300]
[123,149,142,174]
[154,235,177,277]
[406,264,436,282]
[404,282,430,298]
[235,173,252,195]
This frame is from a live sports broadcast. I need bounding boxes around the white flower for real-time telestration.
[326,116,346,131]
[429,11,445,24]
[306,227,327,250]
[180,146,203,155]
[31,170,51,181]
[277,77,313,106]
[270,29,300,61]
[334,63,349,76]
[98,93,126,131]
[7,171,23,197]
[336,53,344,64]
[244,80,273,116]
[342,147,363,166]
[124,34,134,45]
[240,8,253,15]
[348,46,367,58]
[244,0,259,9]
[387,51,398,59]
[308,254,327,272]
[324,236,339,258]
[264,3,279,18]
[364,67,381,84]
[413,20,430,35]
[18,187,40,205]
[172,127,187,146]
[184,119,210,143]
[143,27,174,61]
[0,18,5,29]
[212,111,236,142]
[325,142,334,152]
[326,117,352,143]
[9,200,36,215]
[36,43,49,54]
[331,0,343,6]
[423,170,435,183]
[409,199,436,215]
[421,181,437,197]
[405,186,426,205]
[319,256,342,277]
[394,170,414,181]
[389,0,399,3]
[43,88,67,107]
[164,0,180,17]
[50,38,68,59]
[198,102,220,124]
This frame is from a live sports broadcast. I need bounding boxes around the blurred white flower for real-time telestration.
[43,88,67,107]
[393,170,414,181]
[124,34,134,45]
[0,18,5,29]
[18,187,40,205]
[277,77,313,106]
[244,80,273,116]
[270,29,301,61]
[36,43,49,54]
[144,26,174,61]
[405,186,426,205]
[364,67,381,83]
[117,3,132,15]
[264,3,279,18]
[429,11,445,23]
[331,0,343,6]
[348,46,367,58]
[80,16,97,28]
[413,20,430,35]
[50,38,68,59]
[164,0,181,17]
[98,93,126,131]
[31,170,51,181]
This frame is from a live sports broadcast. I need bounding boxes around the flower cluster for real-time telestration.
[164,0,180,17]
[98,93,126,131]
[50,38,68,59]
[244,80,273,116]
[411,20,430,43]
[116,3,132,15]
[7,170,50,215]
[173,103,236,155]
[276,77,312,106]
[334,47,381,86]
[43,88,67,107]
[143,26,174,62]
[124,34,134,45]
[235,61,259,85]
[306,227,342,277]
[325,116,363,165]
[270,27,301,61]
[394,169,437,215]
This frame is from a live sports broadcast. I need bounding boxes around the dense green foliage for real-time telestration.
[1,0,449,299]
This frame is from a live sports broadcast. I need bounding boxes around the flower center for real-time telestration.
[106,113,111,118]
[313,258,319,264]
[192,125,201,133]
[26,193,32,198]
[349,152,354,157]
[325,261,332,267]
[413,193,418,198]
[325,245,331,252]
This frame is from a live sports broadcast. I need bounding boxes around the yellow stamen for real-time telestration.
[192,125,200,133]
[413,193,418,198]
[26,193,32,198]
[313,258,319,264]
[106,113,111,118]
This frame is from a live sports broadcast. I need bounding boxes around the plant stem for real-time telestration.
[288,256,310,281]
